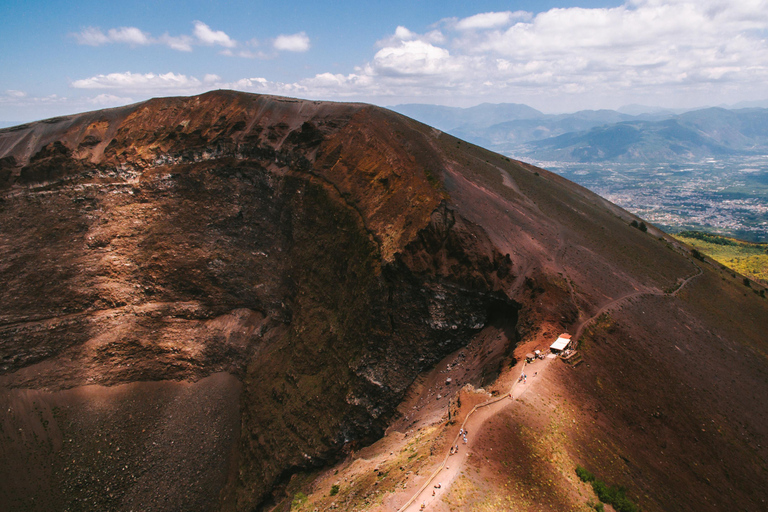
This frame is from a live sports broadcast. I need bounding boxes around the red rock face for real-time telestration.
[0,90,767,512]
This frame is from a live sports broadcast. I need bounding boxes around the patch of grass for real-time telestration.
[329,484,339,496]
[675,231,768,284]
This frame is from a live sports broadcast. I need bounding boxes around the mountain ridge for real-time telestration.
[391,102,768,162]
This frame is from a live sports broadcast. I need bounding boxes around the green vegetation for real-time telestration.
[576,466,640,512]
[679,230,740,246]
[329,484,339,496]
[291,492,308,509]
[674,230,768,284]
[576,465,595,482]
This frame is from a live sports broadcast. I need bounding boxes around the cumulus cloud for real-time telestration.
[72,22,236,52]
[454,11,529,30]
[73,27,111,46]
[273,32,311,52]
[193,21,236,48]
[376,26,445,48]
[73,26,150,46]
[107,27,151,45]
[71,72,204,94]
[71,22,314,57]
[62,1,768,111]
[157,34,194,52]
[358,0,768,108]
[373,40,457,76]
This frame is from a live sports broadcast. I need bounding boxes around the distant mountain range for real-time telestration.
[391,103,768,163]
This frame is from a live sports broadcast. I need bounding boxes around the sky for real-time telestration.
[2,0,768,123]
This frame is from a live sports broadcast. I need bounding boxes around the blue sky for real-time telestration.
[2,0,768,122]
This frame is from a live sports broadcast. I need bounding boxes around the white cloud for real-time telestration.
[107,27,150,45]
[373,40,457,76]
[71,72,204,94]
[72,22,235,53]
[88,93,134,105]
[454,11,527,30]
[376,26,445,48]
[192,21,236,48]
[238,49,270,59]
[73,26,150,47]
[349,0,768,109]
[59,1,768,112]
[394,26,416,40]
[273,32,310,52]
[0,92,68,106]
[73,27,110,46]
[157,33,194,52]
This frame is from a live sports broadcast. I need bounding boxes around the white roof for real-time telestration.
[550,336,571,351]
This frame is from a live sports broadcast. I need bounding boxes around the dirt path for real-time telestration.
[573,260,702,342]
[672,262,702,296]
[397,357,553,512]
[395,254,703,511]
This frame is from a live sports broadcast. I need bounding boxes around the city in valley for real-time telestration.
[530,155,768,243]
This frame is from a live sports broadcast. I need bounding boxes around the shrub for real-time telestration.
[639,222,648,232]
[577,466,640,512]
[743,277,751,287]
[630,220,639,228]
[576,465,595,482]
[691,248,705,261]
[291,492,308,508]
[329,484,340,496]
[591,480,639,512]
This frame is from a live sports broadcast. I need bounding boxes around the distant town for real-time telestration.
[527,155,768,243]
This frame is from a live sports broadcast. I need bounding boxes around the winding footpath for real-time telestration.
[397,358,551,512]
[395,260,703,511]
[574,261,702,341]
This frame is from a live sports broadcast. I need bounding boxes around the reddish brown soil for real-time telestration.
[0,91,767,512]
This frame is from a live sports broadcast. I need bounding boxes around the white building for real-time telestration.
[550,333,572,353]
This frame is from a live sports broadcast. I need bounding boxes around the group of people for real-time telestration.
[419,361,547,510]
